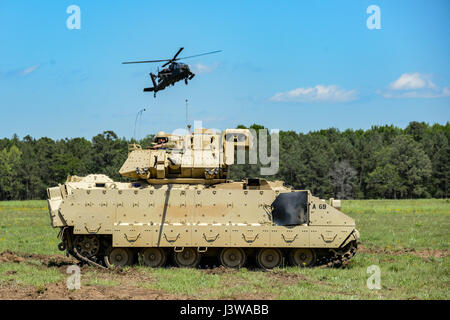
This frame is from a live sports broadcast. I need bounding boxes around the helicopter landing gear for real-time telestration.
[185,78,188,85]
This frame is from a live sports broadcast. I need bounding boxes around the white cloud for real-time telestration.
[381,87,450,99]
[191,62,219,74]
[20,64,40,76]
[381,72,449,99]
[389,73,435,90]
[270,85,357,103]
[1,64,41,78]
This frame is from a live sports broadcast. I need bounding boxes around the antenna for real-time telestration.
[133,108,146,141]
[185,99,189,130]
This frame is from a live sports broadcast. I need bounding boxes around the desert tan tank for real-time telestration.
[47,127,360,269]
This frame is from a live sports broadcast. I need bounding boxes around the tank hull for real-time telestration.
[48,175,359,269]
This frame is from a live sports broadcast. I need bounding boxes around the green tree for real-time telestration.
[91,131,128,180]
[294,133,334,197]
[368,135,432,198]
[0,122,447,200]
[0,145,23,200]
[366,164,405,198]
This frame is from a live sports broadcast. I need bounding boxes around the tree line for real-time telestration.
[0,122,448,200]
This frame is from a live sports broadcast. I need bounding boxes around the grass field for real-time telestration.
[0,199,449,299]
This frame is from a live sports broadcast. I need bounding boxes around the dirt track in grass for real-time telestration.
[1,246,448,300]
[0,250,191,300]
[0,250,274,300]
[357,245,450,259]
[0,281,191,300]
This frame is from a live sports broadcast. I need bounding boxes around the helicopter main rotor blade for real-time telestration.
[122,49,221,66]
[122,59,171,64]
[172,47,184,60]
[160,48,185,67]
[176,50,222,61]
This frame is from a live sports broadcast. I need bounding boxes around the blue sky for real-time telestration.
[0,0,449,139]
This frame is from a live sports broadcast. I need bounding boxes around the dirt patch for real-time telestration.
[0,251,26,264]
[0,250,77,267]
[408,249,449,259]
[268,271,309,285]
[0,250,193,300]
[359,245,450,259]
[0,281,190,300]
[4,270,17,275]
[203,265,236,275]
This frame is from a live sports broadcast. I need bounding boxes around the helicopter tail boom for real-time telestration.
[150,73,157,88]
[143,73,158,92]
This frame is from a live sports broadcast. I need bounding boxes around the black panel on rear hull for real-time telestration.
[271,191,309,226]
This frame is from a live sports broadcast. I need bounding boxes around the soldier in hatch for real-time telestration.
[150,131,176,150]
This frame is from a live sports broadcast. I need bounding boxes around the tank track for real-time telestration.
[58,227,107,269]
[320,241,358,268]
[58,227,358,269]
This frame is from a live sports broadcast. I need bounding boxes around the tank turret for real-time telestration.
[119,128,252,184]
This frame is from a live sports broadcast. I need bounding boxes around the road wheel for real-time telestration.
[256,248,282,269]
[73,235,100,258]
[141,248,167,267]
[104,247,134,268]
[289,248,317,267]
[173,248,201,268]
[219,248,246,269]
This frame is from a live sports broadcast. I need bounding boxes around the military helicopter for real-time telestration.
[122,47,221,97]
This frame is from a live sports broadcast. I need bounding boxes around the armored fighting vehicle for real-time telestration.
[47,128,359,269]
